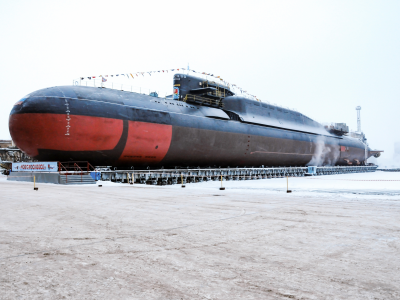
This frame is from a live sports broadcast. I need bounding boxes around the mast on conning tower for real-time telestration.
[356,106,361,133]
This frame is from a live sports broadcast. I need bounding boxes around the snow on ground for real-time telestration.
[4,170,399,198]
[87,171,400,199]
[0,171,399,299]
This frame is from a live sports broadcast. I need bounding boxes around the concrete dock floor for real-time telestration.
[0,173,399,299]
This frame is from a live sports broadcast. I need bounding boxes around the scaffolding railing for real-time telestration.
[183,94,223,108]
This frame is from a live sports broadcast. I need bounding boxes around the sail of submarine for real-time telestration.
[9,73,382,168]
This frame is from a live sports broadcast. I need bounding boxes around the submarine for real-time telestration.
[9,73,382,168]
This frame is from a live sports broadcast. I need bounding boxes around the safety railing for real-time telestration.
[183,94,223,108]
[58,161,94,173]
[58,162,69,183]
[73,79,171,99]
[58,161,95,183]
[72,78,301,113]
[87,162,96,172]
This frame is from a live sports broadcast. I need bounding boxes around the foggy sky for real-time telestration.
[1,0,399,166]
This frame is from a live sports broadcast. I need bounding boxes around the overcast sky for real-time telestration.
[1,0,399,166]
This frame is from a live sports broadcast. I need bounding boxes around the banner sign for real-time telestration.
[12,162,58,172]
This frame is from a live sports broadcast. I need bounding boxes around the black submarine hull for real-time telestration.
[9,83,370,168]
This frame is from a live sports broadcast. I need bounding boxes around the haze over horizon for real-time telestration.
[1,0,399,167]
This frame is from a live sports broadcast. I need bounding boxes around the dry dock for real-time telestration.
[0,172,399,299]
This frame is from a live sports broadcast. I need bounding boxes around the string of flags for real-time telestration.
[80,68,260,101]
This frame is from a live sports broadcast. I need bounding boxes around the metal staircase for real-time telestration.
[60,174,96,185]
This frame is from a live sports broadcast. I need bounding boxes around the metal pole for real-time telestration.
[33,175,38,190]
[286,176,292,193]
[220,174,225,190]
[356,106,361,133]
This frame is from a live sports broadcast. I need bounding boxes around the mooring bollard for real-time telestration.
[181,174,185,188]
[33,175,38,191]
[220,175,225,190]
[286,176,292,193]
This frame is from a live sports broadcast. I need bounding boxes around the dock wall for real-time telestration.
[7,172,61,184]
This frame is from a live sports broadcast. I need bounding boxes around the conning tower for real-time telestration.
[173,73,234,108]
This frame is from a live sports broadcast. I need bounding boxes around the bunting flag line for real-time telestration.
[80,68,260,101]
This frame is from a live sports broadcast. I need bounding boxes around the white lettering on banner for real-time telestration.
[12,162,58,172]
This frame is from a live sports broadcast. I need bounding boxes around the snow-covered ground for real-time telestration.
[92,170,400,198]
[4,170,399,197]
[0,171,399,299]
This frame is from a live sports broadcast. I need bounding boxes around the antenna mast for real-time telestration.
[356,106,361,133]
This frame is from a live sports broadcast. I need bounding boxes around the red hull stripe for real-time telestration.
[10,114,123,157]
[118,121,172,164]
[9,113,172,164]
